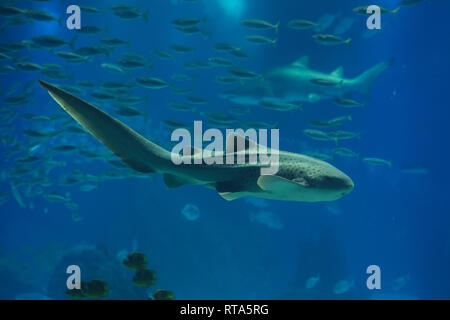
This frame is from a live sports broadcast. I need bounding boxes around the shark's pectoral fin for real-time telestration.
[213,180,249,201]
[218,192,245,201]
[257,175,303,193]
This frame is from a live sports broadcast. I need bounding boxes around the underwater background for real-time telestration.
[1,0,449,300]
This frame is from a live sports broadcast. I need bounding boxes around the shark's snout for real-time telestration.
[340,174,354,196]
[306,164,354,201]
[323,171,354,198]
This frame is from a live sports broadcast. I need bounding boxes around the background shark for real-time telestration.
[221,56,391,104]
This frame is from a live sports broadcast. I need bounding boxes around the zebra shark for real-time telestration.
[39,80,354,202]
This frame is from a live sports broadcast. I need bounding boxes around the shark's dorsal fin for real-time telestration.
[225,133,258,153]
[330,66,344,78]
[292,55,309,68]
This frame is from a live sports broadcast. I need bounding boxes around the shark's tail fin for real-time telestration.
[354,58,393,97]
[38,80,171,173]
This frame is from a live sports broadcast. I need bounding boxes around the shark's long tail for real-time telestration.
[354,58,394,97]
[39,80,171,173]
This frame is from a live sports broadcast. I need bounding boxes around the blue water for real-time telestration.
[1,0,449,300]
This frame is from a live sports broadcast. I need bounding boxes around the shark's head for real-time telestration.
[257,154,354,202]
[299,158,354,201]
